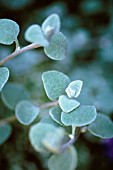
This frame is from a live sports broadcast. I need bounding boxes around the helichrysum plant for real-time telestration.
[0,14,113,170]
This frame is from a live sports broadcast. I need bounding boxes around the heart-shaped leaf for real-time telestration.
[15,100,40,125]
[0,67,9,92]
[49,106,63,126]
[25,24,48,46]
[48,146,78,170]
[65,80,83,98]
[29,122,57,152]
[0,19,19,45]
[42,14,60,38]
[44,32,68,60]
[59,95,80,113]
[88,113,113,138]
[42,70,70,101]
[61,105,97,127]
[0,123,12,145]
[1,83,29,110]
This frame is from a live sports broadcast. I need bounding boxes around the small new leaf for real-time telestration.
[65,80,83,98]
[42,70,70,101]
[0,19,19,45]
[59,95,80,113]
[0,123,12,145]
[61,105,97,126]
[25,24,48,46]
[44,32,68,60]
[42,14,60,38]
[88,113,113,138]
[0,67,9,92]
[15,100,40,125]
[48,146,78,170]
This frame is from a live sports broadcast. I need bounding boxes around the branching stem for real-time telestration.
[0,101,58,125]
[0,43,41,66]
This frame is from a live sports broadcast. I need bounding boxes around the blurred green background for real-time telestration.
[0,0,113,170]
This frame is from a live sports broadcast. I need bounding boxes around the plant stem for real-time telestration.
[40,101,58,109]
[59,127,81,153]
[0,101,58,125]
[0,115,16,125]
[0,43,41,66]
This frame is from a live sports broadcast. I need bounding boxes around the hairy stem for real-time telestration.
[0,43,41,66]
[0,101,58,125]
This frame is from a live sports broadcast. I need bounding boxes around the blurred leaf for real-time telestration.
[65,80,83,98]
[15,100,40,125]
[44,32,68,60]
[49,106,63,126]
[48,146,78,170]
[59,95,80,113]
[43,128,65,153]
[0,67,9,92]
[0,19,19,45]
[42,14,60,38]
[1,0,32,10]
[1,83,29,110]
[88,113,113,138]
[61,105,97,126]
[29,122,57,152]
[42,70,70,101]
[0,123,12,145]
[25,24,48,46]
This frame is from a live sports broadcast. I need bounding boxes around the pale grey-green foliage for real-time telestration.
[25,24,49,46]
[44,32,67,60]
[1,83,29,110]
[41,115,60,127]
[15,100,40,125]
[65,80,83,98]
[43,128,65,153]
[29,123,58,152]
[61,105,97,126]
[0,67,9,92]
[49,106,63,126]
[42,14,60,38]
[59,95,80,113]
[0,19,19,45]
[0,123,12,145]
[88,113,113,138]
[48,146,78,170]
[42,70,70,101]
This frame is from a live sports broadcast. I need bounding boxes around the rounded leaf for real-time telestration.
[29,123,57,152]
[65,80,83,98]
[0,19,19,45]
[88,114,113,138]
[59,95,80,113]
[15,100,40,125]
[44,32,68,60]
[49,106,63,126]
[25,24,48,46]
[42,14,60,38]
[43,128,65,153]
[61,105,97,127]
[48,146,78,170]
[0,123,12,145]
[42,70,70,101]
[1,83,29,110]
[0,67,9,92]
